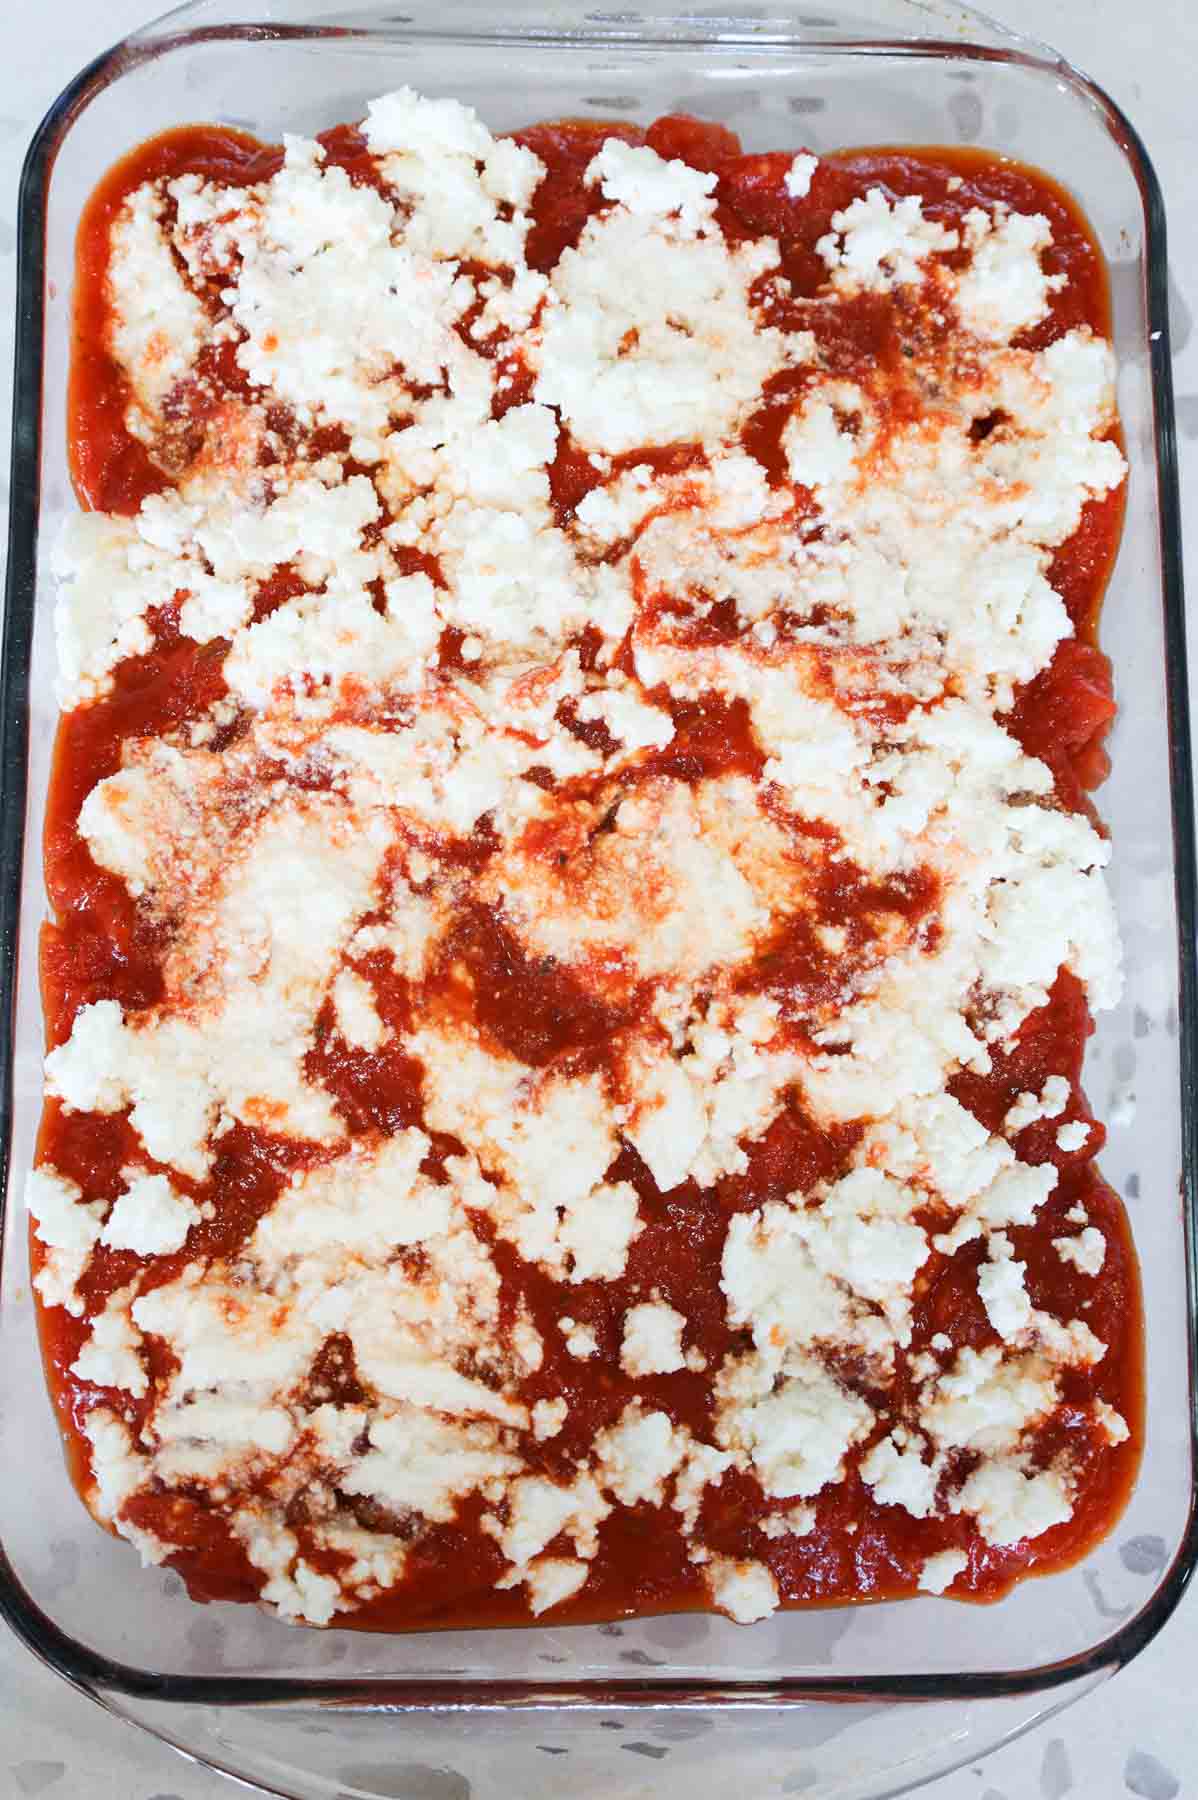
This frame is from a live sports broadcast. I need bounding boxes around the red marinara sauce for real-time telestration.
[36,111,1140,1629]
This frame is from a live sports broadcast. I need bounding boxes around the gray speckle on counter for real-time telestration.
[1120,1535,1168,1575]
[622,1743,671,1761]
[649,1716,715,1742]
[1168,269,1193,351]
[1175,394,1198,437]
[336,1766,470,1800]
[10,1765,66,1797]
[1039,1738,1073,1798]
[947,88,984,140]
[645,1612,712,1648]
[1083,1568,1132,1620]
[1124,1751,1181,1800]
[41,1539,78,1600]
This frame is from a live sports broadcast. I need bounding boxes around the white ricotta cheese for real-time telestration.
[1054,1226,1106,1276]
[533,204,785,454]
[26,1165,104,1317]
[71,1287,148,1397]
[704,1554,780,1623]
[917,1548,968,1594]
[1004,1075,1070,1133]
[593,1404,688,1507]
[620,1301,687,1377]
[955,207,1066,344]
[713,1348,874,1499]
[109,182,209,439]
[817,188,957,292]
[784,153,818,200]
[950,1458,1072,1548]
[587,139,718,235]
[100,1170,201,1257]
[331,968,387,1052]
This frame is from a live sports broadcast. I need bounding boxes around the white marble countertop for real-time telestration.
[0,1,1194,1795]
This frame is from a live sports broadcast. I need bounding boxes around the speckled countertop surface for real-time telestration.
[1,2,1194,1796]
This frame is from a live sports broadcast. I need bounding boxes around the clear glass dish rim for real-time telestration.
[0,0,1194,1716]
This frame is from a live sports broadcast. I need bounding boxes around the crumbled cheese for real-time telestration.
[231,135,479,440]
[1055,1120,1091,1153]
[562,1319,599,1359]
[411,1025,622,1274]
[557,1181,643,1283]
[364,86,544,265]
[533,203,785,453]
[490,1473,610,1568]
[721,1173,929,1371]
[519,1556,591,1615]
[592,1404,688,1507]
[531,1398,568,1440]
[859,1433,941,1519]
[921,1346,1058,1453]
[671,1440,733,1535]
[574,686,674,751]
[108,183,209,439]
[977,1233,1033,1341]
[620,1302,687,1377]
[489,776,768,986]
[331,968,386,1052]
[339,1409,522,1525]
[917,1549,968,1594]
[47,799,389,1177]
[315,1523,407,1595]
[100,1170,201,1256]
[1093,1399,1130,1445]
[71,1287,148,1396]
[1054,1227,1106,1276]
[81,1404,160,1548]
[950,1458,1072,1548]
[817,188,957,291]
[26,1165,104,1317]
[1005,1075,1070,1133]
[784,153,818,200]
[235,1513,342,1626]
[586,138,718,236]
[704,1554,780,1624]
[713,1348,874,1499]
[784,392,863,492]
[759,1504,816,1540]
[955,208,1066,344]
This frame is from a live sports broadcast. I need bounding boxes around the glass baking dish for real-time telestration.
[0,1,1194,1794]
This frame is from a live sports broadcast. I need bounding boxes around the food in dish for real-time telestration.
[30,89,1135,1629]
